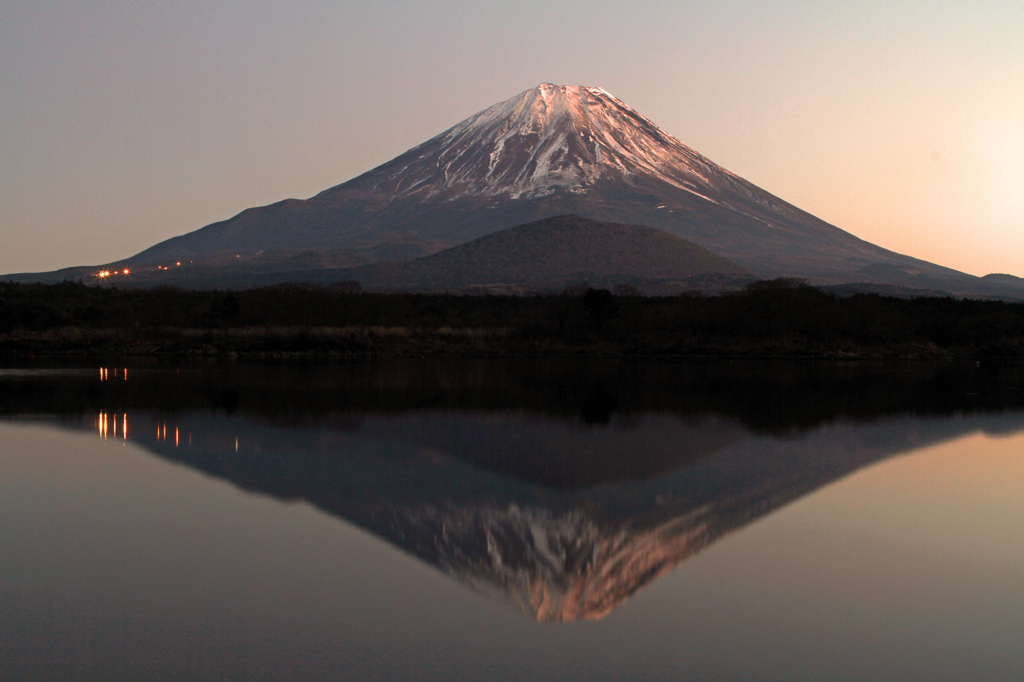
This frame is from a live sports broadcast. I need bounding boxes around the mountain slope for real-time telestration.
[346,215,751,291]
[127,83,886,279]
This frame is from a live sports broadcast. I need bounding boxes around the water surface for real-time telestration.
[2,359,1023,680]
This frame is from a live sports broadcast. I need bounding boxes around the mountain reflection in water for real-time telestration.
[3,359,1024,622]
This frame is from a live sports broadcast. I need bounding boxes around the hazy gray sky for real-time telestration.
[2,1,1022,276]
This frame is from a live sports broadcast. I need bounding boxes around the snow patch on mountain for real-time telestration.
[331,84,749,205]
[393,500,714,622]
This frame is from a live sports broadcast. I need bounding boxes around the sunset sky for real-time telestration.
[2,1,1022,277]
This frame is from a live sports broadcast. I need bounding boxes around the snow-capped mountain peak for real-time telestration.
[96,82,997,295]
[333,83,741,202]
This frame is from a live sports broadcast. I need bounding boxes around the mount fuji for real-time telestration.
[8,83,1022,297]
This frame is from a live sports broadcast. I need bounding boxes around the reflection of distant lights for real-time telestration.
[96,412,129,441]
[235,437,239,452]
[97,411,123,439]
[175,427,179,447]
[98,367,128,382]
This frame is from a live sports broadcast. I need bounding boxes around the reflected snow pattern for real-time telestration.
[3,359,1024,623]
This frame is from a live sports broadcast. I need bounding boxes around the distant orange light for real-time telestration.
[176,262,181,266]
[122,268,130,275]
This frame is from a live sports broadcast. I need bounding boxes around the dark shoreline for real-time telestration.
[2,280,1023,361]
[0,329,966,360]
[0,326,1008,361]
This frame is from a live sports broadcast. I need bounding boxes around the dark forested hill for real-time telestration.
[344,215,752,291]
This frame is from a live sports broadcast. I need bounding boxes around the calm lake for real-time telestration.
[2,359,1023,681]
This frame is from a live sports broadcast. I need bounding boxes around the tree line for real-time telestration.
[2,279,1023,358]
